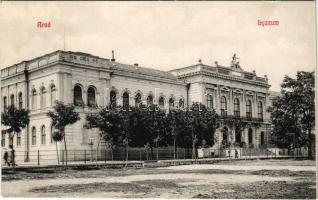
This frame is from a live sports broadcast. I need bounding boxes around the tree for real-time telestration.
[268,71,315,158]
[224,117,248,147]
[52,130,64,164]
[167,103,218,159]
[1,105,29,166]
[86,107,124,161]
[129,104,167,160]
[47,101,80,165]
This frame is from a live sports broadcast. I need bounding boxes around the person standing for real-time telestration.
[3,149,9,166]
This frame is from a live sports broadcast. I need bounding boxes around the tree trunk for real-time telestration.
[192,139,196,159]
[173,134,176,160]
[63,129,68,166]
[150,145,154,160]
[308,129,313,159]
[95,136,102,166]
[56,142,60,164]
[192,127,196,160]
[10,132,16,170]
[125,141,129,167]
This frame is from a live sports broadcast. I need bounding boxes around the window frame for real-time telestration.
[207,94,213,110]
[73,85,83,106]
[220,96,227,117]
[87,86,96,107]
[233,98,240,117]
[31,127,36,146]
[257,101,263,120]
[123,92,129,109]
[18,92,23,109]
[41,125,46,145]
[246,100,252,119]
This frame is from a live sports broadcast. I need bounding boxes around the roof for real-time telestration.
[108,62,177,80]
[269,90,281,97]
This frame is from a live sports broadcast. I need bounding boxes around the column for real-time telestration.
[215,85,220,114]
[104,80,110,107]
[229,88,233,115]
[242,90,246,117]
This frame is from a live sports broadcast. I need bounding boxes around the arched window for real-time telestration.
[50,84,56,107]
[3,96,7,110]
[10,94,14,106]
[110,91,117,108]
[123,92,129,109]
[40,87,46,109]
[41,125,46,145]
[159,96,165,108]
[87,86,96,107]
[234,98,240,117]
[220,96,227,118]
[50,125,54,144]
[32,89,37,110]
[73,85,83,106]
[147,95,153,107]
[258,101,263,120]
[169,98,174,110]
[261,132,265,145]
[235,127,241,143]
[179,99,184,108]
[32,127,36,145]
[207,94,213,110]
[248,128,253,144]
[18,92,23,109]
[222,127,228,142]
[135,93,141,107]
[246,100,252,119]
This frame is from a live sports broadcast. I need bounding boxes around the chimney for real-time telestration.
[111,50,115,62]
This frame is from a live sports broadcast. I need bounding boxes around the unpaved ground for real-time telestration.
[1,159,316,198]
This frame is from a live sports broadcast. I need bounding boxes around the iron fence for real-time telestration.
[1,147,312,167]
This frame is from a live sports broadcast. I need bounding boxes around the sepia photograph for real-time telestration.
[0,1,316,199]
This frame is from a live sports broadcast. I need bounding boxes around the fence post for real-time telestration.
[84,150,86,164]
[37,150,40,166]
[61,150,64,164]
[249,148,251,159]
[105,149,107,163]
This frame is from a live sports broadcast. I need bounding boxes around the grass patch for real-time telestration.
[2,168,315,182]
[29,179,183,194]
[192,181,316,199]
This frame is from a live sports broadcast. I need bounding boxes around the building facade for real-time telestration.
[1,50,276,162]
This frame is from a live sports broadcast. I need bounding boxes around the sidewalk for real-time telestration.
[1,155,305,172]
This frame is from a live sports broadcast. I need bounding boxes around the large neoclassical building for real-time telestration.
[1,50,277,162]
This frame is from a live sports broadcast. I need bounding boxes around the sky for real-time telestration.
[0,1,315,91]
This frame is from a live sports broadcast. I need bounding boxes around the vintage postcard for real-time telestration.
[0,1,316,199]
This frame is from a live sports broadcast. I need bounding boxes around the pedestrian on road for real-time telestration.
[3,149,9,166]
[235,149,238,159]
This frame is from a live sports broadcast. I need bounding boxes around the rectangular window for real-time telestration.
[17,132,21,146]
[9,133,13,147]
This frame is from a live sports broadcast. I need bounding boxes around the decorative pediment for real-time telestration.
[246,91,254,96]
[220,86,230,92]
[233,89,243,94]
